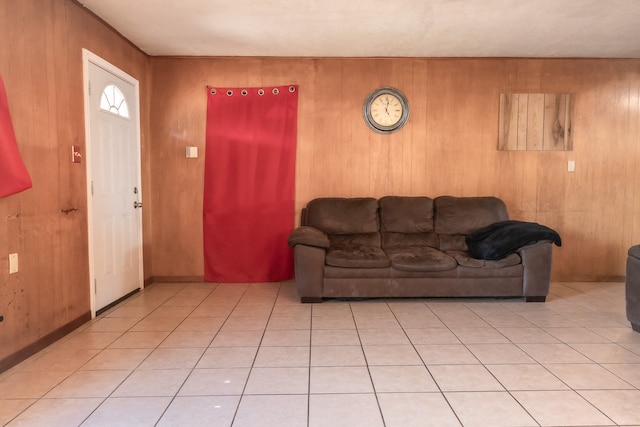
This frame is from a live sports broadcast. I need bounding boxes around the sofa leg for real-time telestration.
[301,297,323,303]
[525,296,546,302]
[632,323,640,333]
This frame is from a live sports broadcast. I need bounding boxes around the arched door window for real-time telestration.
[100,84,130,118]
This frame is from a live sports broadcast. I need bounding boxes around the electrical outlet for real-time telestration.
[9,253,18,274]
[186,146,198,158]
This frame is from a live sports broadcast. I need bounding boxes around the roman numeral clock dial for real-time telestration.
[363,87,410,134]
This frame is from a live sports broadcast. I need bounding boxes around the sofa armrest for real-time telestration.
[293,245,326,302]
[288,226,330,249]
[518,241,553,302]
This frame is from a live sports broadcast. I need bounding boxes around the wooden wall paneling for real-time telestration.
[140,64,153,281]
[388,59,417,196]
[407,60,429,195]
[54,1,90,321]
[291,60,315,219]
[515,59,543,93]
[1,0,148,369]
[630,75,640,246]
[367,125,389,197]
[18,1,60,355]
[617,72,640,268]
[513,152,541,219]
[310,59,345,199]
[422,60,462,196]
[149,59,206,276]
[340,59,371,198]
[536,151,568,216]
[581,76,629,277]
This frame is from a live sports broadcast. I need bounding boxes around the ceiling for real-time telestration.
[77,0,640,58]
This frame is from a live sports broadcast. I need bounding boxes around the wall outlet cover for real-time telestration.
[9,253,18,274]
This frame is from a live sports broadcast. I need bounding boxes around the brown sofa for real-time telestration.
[288,196,558,303]
[626,245,640,332]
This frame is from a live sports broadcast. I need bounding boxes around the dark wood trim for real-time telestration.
[0,311,92,373]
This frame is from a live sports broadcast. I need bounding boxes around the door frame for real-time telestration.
[82,49,144,318]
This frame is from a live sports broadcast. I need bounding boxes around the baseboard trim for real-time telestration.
[148,276,206,283]
[0,311,91,373]
[552,275,625,282]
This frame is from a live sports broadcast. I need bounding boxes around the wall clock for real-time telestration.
[362,87,410,134]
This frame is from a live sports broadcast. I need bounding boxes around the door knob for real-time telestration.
[133,201,143,209]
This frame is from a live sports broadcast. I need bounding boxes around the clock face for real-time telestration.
[363,87,409,134]
[371,94,403,127]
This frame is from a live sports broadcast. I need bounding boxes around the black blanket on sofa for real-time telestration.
[466,220,561,260]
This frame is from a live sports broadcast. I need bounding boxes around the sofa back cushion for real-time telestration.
[304,197,380,234]
[435,196,509,251]
[435,196,508,235]
[379,196,434,232]
[379,196,438,249]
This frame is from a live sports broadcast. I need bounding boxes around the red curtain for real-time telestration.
[203,85,298,282]
[0,73,32,198]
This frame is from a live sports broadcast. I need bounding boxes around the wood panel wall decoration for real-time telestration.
[498,93,573,151]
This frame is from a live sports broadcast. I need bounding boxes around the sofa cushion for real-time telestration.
[326,244,391,269]
[385,246,457,272]
[438,234,467,252]
[382,232,438,249]
[305,197,379,234]
[448,251,521,268]
[434,196,509,235]
[380,196,434,233]
[325,233,390,268]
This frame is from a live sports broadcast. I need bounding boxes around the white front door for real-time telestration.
[83,51,143,314]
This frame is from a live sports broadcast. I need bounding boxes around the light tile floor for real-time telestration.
[1,281,640,426]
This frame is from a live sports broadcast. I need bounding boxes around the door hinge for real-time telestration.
[94,279,97,294]
[88,80,91,96]
[91,180,94,196]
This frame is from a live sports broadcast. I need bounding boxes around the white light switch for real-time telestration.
[568,160,575,172]
[9,253,18,274]
[186,146,198,158]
